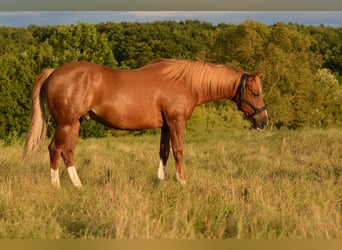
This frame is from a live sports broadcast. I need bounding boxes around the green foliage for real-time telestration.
[0,21,342,139]
[48,23,117,68]
[309,25,342,76]
[79,120,110,139]
[309,68,342,127]
[0,27,41,140]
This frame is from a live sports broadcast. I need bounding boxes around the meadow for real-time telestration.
[0,119,341,238]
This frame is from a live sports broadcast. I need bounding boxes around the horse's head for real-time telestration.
[235,72,268,130]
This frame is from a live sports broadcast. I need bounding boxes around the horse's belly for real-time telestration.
[90,106,163,130]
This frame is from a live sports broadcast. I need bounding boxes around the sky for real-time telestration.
[0,11,341,28]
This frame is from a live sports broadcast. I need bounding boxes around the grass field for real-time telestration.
[0,126,341,238]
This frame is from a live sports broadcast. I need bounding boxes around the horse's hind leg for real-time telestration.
[158,124,170,180]
[61,122,82,187]
[49,122,82,188]
[49,134,61,188]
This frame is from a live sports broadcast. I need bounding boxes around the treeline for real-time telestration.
[0,20,342,140]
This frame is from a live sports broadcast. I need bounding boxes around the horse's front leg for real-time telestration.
[167,119,186,184]
[158,124,170,180]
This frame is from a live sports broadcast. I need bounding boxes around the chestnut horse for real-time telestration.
[24,59,268,188]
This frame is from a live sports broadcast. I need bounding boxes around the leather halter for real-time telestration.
[239,73,267,118]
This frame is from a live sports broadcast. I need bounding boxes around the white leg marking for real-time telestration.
[158,159,165,180]
[51,168,61,188]
[176,172,187,185]
[67,166,82,188]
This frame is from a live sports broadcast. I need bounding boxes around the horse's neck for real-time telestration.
[195,78,240,106]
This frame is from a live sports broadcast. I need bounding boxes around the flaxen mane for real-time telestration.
[160,59,242,99]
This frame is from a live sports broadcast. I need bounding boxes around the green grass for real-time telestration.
[0,128,341,238]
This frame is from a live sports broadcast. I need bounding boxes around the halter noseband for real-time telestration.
[239,73,267,118]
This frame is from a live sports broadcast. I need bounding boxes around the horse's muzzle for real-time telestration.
[252,110,269,131]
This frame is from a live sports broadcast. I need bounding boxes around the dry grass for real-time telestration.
[0,128,341,238]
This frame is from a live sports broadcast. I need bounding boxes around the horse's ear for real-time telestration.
[255,71,262,78]
[248,71,262,80]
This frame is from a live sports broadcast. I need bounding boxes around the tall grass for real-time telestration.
[0,127,341,238]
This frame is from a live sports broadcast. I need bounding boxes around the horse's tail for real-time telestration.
[23,68,54,159]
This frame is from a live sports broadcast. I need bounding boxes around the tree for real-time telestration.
[48,22,117,68]
[257,23,322,128]
[308,68,342,127]
[309,25,342,76]
[0,27,38,139]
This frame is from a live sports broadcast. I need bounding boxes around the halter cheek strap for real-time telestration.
[239,73,267,118]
